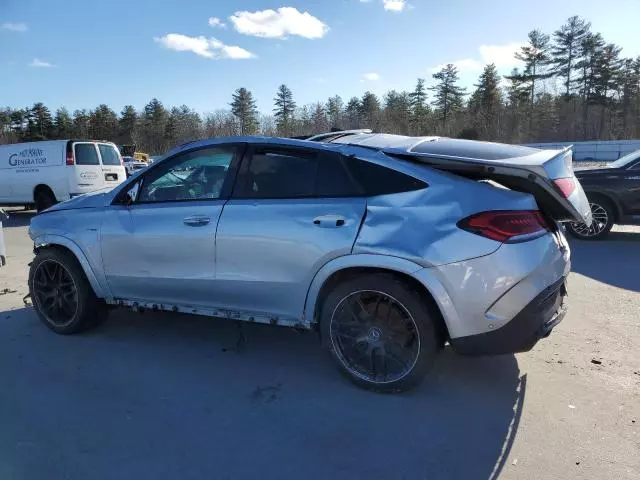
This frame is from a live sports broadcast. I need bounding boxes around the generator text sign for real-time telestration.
[6,148,48,173]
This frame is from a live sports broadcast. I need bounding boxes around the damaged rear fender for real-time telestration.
[303,253,457,334]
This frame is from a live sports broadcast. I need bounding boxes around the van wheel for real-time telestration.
[321,274,438,393]
[35,189,56,213]
[566,200,614,240]
[29,248,107,334]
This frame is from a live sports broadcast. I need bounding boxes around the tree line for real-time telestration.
[1,16,638,154]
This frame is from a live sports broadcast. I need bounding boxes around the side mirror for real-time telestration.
[119,182,140,206]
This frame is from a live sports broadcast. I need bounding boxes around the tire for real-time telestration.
[28,248,107,334]
[320,273,439,393]
[35,189,56,213]
[566,198,615,240]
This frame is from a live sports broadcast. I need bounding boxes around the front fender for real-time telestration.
[32,234,109,298]
[302,254,458,332]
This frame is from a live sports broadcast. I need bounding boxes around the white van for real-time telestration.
[0,140,127,212]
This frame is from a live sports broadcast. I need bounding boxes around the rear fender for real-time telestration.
[303,254,458,332]
[32,234,109,298]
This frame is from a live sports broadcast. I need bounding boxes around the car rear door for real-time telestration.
[213,145,366,321]
[100,144,242,306]
[71,142,105,194]
[97,143,127,187]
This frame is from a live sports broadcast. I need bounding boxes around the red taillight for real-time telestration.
[66,150,75,165]
[458,210,549,243]
[553,177,576,198]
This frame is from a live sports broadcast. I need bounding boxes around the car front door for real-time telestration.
[213,145,366,322]
[100,144,242,307]
[621,160,640,215]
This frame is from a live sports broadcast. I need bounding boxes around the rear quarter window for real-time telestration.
[345,158,427,196]
[98,144,122,166]
[74,144,100,165]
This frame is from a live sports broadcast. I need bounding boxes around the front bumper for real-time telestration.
[450,277,567,356]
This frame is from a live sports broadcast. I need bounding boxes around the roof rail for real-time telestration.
[306,129,372,142]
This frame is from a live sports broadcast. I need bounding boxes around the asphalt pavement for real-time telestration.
[0,209,638,480]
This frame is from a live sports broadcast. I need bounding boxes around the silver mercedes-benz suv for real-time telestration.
[28,131,591,392]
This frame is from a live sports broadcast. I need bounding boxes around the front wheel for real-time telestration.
[566,200,614,240]
[321,274,439,393]
[29,248,107,334]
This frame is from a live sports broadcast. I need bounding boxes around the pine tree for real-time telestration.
[140,98,169,153]
[383,90,411,134]
[273,84,296,136]
[230,87,259,135]
[360,91,381,130]
[311,102,328,133]
[514,30,553,104]
[326,95,344,129]
[409,78,430,135]
[89,104,118,141]
[344,97,361,129]
[118,105,137,145]
[552,16,591,96]
[27,102,54,139]
[429,64,466,129]
[72,109,90,138]
[53,107,72,139]
[470,64,502,139]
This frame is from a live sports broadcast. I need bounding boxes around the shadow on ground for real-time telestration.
[569,230,640,292]
[0,306,524,480]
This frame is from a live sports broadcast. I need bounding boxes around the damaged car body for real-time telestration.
[28,133,591,392]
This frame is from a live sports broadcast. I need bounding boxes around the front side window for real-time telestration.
[98,144,122,166]
[74,143,100,165]
[137,147,235,203]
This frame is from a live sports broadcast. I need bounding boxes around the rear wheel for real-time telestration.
[566,199,614,240]
[29,248,107,334]
[321,274,439,393]
[34,188,56,213]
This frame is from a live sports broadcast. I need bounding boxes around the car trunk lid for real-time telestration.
[383,139,592,225]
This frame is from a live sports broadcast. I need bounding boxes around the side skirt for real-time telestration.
[105,297,312,330]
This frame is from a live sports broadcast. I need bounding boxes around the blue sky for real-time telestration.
[2,0,639,115]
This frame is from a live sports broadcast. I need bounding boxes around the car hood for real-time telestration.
[44,188,112,213]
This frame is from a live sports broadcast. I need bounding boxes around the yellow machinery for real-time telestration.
[120,145,150,163]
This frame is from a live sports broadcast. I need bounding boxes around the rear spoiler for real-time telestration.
[383,145,591,225]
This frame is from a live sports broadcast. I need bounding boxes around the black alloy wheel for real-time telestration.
[31,259,79,327]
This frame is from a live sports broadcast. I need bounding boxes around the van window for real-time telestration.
[75,144,100,165]
[98,144,121,166]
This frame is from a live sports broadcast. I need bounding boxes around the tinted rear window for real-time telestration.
[346,158,427,196]
[411,139,540,160]
[241,152,318,198]
[98,144,121,165]
[74,144,100,165]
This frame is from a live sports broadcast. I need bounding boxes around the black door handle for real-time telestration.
[336,219,345,226]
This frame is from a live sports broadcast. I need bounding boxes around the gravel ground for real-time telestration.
[0,209,638,480]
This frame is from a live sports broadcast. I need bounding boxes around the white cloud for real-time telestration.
[383,0,406,11]
[229,7,329,39]
[29,58,54,68]
[478,43,523,68]
[154,33,254,59]
[429,42,524,73]
[208,17,226,28]
[2,22,27,32]
[362,72,381,81]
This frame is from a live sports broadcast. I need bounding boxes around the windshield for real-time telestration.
[609,149,640,168]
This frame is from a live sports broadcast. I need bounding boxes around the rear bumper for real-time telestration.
[450,278,567,356]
